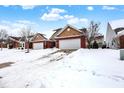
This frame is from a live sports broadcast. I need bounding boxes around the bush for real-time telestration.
[92,41,99,49]
[102,44,106,49]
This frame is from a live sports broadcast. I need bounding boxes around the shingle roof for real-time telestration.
[109,19,124,31]
[49,29,62,40]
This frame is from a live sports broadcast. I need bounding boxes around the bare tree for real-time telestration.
[19,27,34,38]
[86,21,100,48]
[0,29,8,51]
[19,27,34,53]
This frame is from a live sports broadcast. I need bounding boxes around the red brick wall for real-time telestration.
[80,36,86,48]
[120,35,124,48]
[56,40,59,48]
[0,43,7,48]
[13,42,19,48]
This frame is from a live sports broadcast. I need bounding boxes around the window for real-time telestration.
[67,28,70,31]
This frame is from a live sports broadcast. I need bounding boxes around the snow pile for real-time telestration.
[0,49,124,88]
[0,48,58,63]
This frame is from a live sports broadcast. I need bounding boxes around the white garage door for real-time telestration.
[59,38,80,49]
[33,42,43,49]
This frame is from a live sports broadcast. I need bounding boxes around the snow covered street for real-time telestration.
[0,48,124,88]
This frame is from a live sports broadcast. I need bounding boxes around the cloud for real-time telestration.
[87,6,94,11]
[41,8,66,21]
[41,13,63,21]
[0,20,38,36]
[41,8,89,25]
[21,5,36,10]
[50,8,66,14]
[64,15,88,25]
[102,6,117,10]
[64,15,74,19]
[16,20,36,25]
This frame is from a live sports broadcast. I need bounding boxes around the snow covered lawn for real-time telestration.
[0,48,124,88]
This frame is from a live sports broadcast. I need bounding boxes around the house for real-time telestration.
[0,38,8,48]
[0,40,7,48]
[7,36,20,49]
[116,31,124,48]
[6,35,34,49]
[31,33,48,49]
[106,19,124,48]
[50,24,86,49]
[119,35,124,48]
[19,35,34,50]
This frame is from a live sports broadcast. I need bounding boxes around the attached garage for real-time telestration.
[54,25,86,49]
[59,38,80,49]
[31,33,47,50]
[56,36,86,49]
[33,42,44,49]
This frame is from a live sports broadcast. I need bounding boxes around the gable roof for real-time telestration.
[49,28,62,40]
[9,36,21,40]
[50,25,87,40]
[109,19,124,31]
[8,36,21,43]
[32,33,47,41]
[56,24,84,36]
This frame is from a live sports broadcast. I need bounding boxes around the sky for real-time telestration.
[0,5,124,38]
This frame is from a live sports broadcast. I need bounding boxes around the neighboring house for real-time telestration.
[50,24,86,49]
[106,19,124,48]
[119,34,124,48]
[116,30,124,48]
[0,40,7,48]
[7,35,34,49]
[7,36,20,49]
[94,33,104,47]
[19,35,34,49]
[31,33,48,49]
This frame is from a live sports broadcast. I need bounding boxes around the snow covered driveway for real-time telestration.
[0,49,124,88]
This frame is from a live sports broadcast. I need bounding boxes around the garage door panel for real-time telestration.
[33,43,43,49]
[59,38,80,49]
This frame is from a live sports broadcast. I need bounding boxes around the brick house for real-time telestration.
[31,33,48,49]
[50,25,86,49]
[7,36,21,49]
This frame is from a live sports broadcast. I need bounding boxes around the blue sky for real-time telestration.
[0,5,124,38]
